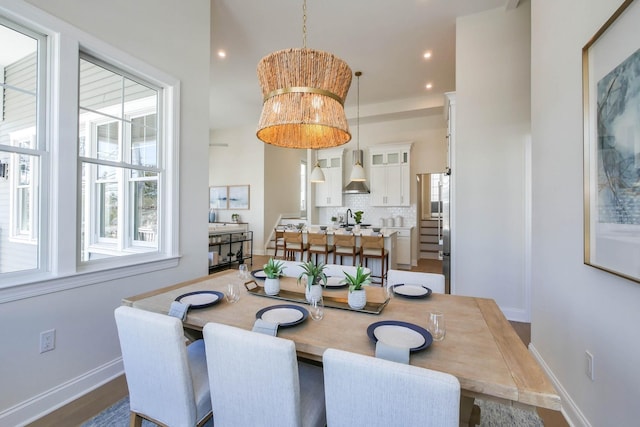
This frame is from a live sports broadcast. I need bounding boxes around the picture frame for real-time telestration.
[228,185,250,210]
[583,0,640,283]
[209,186,228,210]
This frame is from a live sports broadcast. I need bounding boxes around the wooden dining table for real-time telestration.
[122,269,560,426]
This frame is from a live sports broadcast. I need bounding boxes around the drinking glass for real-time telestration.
[238,264,249,280]
[226,282,240,303]
[309,296,324,321]
[428,311,446,341]
[385,282,395,300]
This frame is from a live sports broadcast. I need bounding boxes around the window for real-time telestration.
[0,19,44,275]
[78,55,161,261]
[0,3,179,294]
[9,128,38,241]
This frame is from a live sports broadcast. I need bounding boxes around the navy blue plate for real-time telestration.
[391,284,432,299]
[367,320,433,352]
[324,276,348,289]
[175,290,224,309]
[256,304,309,327]
[251,269,267,280]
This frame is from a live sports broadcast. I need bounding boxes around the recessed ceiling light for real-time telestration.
[217,50,227,58]
[425,83,433,90]
[423,51,432,59]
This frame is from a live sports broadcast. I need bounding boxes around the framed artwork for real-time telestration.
[228,185,250,210]
[209,186,228,209]
[583,0,640,283]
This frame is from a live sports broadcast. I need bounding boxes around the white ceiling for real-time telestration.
[210,0,513,131]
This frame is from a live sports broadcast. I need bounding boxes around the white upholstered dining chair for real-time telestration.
[114,306,212,427]
[280,259,306,278]
[322,348,460,427]
[203,322,326,427]
[386,269,446,294]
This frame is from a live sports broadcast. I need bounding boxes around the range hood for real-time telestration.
[343,150,369,194]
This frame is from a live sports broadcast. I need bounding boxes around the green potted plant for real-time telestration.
[353,210,364,224]
[297,260,327,302]
[341,265,371,309]
[353,211,364,233]
[262,258,284,295]
[231,213,240,223]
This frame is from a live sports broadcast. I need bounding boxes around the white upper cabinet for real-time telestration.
[315,148,344,207]
[369,143,412,207]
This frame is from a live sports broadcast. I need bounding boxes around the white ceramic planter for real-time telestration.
[264,277,280,296]
[348,289,367,309]
[305,283,323,303]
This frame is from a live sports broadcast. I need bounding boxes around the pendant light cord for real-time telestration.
[356,72,360,151]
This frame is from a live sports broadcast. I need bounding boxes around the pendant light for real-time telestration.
[349,71,366,182]
[256,0,353,149]
[310,150,325,183]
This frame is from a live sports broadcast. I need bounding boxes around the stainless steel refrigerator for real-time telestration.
[440,171,451,294]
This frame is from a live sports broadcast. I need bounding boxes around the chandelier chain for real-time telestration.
[302,0,307,49]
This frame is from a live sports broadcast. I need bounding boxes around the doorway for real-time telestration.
[416,173,444,274]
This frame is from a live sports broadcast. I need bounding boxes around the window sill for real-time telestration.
[0,255,180,303]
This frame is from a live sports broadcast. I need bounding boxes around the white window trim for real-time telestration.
[0,0,181,301]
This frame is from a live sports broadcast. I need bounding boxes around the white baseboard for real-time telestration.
[0,358,124,427]
[529,343,591,427]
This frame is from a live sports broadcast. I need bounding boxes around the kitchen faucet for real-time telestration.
[346,209,353,226]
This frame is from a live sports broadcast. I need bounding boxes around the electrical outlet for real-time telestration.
[585,351,594,381]
[40,329,56,353]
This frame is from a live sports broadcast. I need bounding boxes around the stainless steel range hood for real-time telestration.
[344,180,370,194]
[343,150,369,194]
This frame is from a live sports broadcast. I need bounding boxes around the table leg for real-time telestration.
[460,396,481,427]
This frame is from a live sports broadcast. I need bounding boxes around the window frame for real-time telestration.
[0,1,181,301]
[0,16,47,276]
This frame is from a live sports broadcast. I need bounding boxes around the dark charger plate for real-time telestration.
[367,320,433,352]
[255,304,309,327]
[175,290,224,309]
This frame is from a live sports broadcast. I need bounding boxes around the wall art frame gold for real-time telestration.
[583,0,640,283]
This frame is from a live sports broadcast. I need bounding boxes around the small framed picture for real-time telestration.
[209,186,228,209]
[228,185,250,210]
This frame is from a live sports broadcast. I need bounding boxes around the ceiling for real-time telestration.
[209,0,515,131]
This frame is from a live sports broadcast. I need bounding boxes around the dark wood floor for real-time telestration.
[30,255,568,426]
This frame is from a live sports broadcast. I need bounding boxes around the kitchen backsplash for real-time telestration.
[317,193,416,228]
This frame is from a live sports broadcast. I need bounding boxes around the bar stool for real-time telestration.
[360,234,389,285]
[307,232,334,264]
[284,230,307,262]
[333,233,360,266]
[273,228,286,259]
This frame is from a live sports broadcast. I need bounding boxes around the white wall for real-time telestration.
[531,0,640,425]
[209,126,266,251]
[0,1,210,425]
[208,125,304,254]
[454,3,531,321]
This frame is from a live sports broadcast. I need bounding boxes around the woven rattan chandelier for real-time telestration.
[256,0,352,149]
